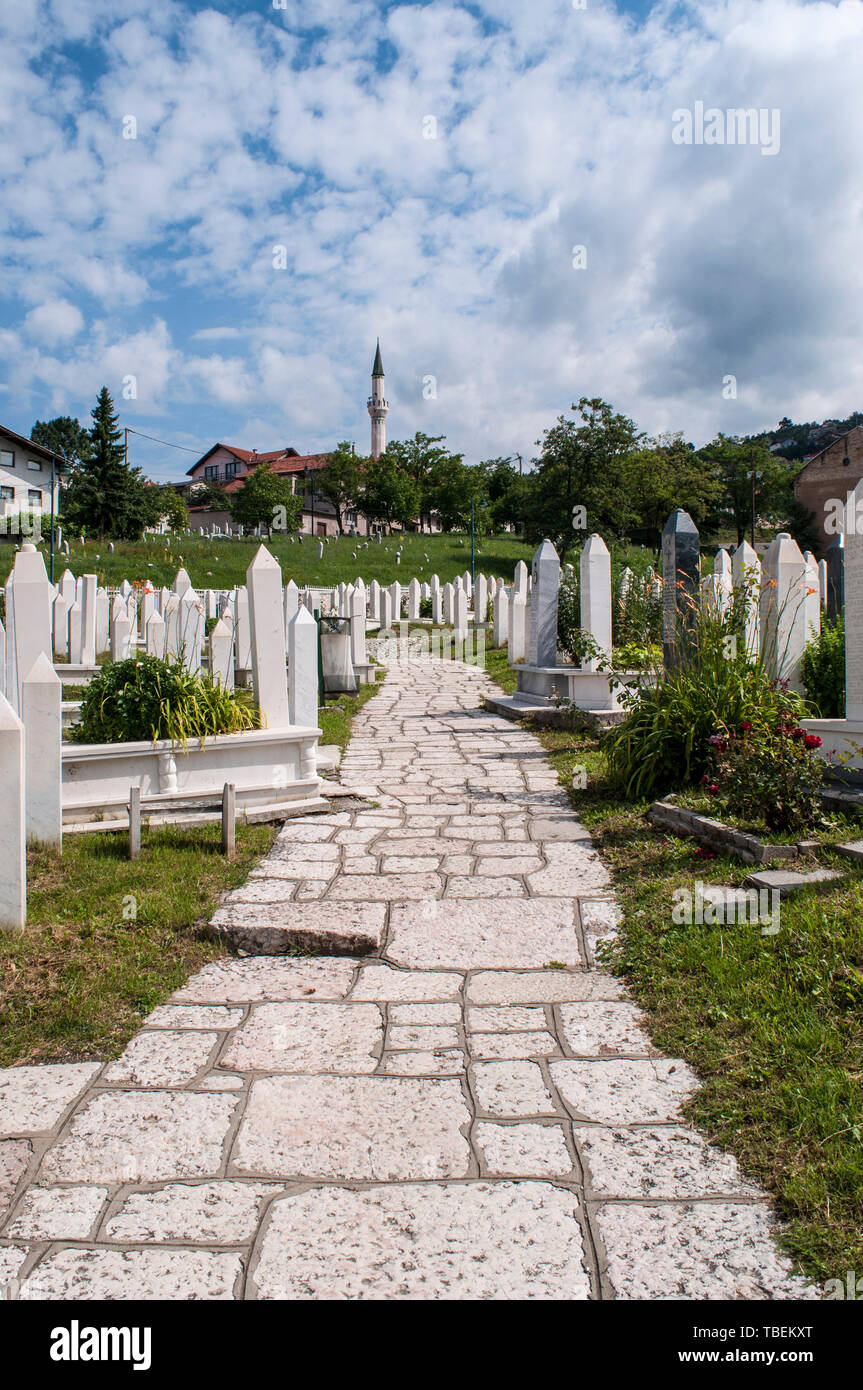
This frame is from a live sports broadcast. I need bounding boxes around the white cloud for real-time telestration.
[23,298,84,343]
[1,0,861,475]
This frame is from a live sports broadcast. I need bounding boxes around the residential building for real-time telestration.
[793,424,863,554]
[0,426,64,534]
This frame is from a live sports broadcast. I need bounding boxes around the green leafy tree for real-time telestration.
[698,435,792,544]
[315,442,362,533]
[60,387,153,541]
[360,452,420,532]
[30,415,90,465]
[229,463,301,537]
[428,454,481,531]
[480,457,531,532]
[190,481,230,511]
[385,433,455,531]
[623,434,721,546]
[522,398,643,558]
[154,485,189,531]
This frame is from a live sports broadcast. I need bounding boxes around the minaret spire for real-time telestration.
[367,339,388,458]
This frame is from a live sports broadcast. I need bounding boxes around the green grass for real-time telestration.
[480,658,863,1283]
[1,531,536,592]
[318,675,382,751]
[0,822,277,1067]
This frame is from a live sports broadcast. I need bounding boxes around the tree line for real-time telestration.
[29,388,821,551]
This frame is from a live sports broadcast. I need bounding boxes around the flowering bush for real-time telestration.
[704,718,826,830]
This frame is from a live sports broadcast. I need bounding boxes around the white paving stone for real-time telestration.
[550,1059,699,1124]
[21,1247,243,1301]
[594,1202,817,1300]
[233,1075,472,1180]
[6,1184,108,1240]
[474,1122,573,1177]
[222,1002,381,1074]
[104,1181,282,1243]
[0,1064,101,1136]
[251,1182,590,1299]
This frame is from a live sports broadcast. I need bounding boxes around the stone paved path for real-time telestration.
[0,659,815,1299]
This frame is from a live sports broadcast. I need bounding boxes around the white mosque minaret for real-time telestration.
[367,339,389,458]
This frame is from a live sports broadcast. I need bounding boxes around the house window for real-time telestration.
[224,461,240,479]
[0,451,13,470]
[0,486,14,501]
[204,464,219,481]
[27,460,42,472]
[28,489,42,506]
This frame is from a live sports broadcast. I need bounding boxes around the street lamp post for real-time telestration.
[470,495,487,588]
[49,453,72,585]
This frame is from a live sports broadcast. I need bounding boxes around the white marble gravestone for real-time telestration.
[22,653,62,849]
[248,546,289,728]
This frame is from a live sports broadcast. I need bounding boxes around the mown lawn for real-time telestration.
[483,641,863,1283]
[0,531,535,592]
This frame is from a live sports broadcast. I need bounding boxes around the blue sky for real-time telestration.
[1,0,860,482]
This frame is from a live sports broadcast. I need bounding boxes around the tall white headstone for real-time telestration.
[6,544,52,712]
[146,610,166,658]
[580,533,612,669]
[22,653,62,849]
[492,585,509,648]
[288,604,318,729]
[248,546,289,728]
[0,692,26,930]
[407,577,421,621]
[208,617,234,690]
[80,574,97,664]
[53,594,70,658]
[528,539,561,668]
[350,581,367,669]
[760,533,808,688]
[731,539,761,658]
[474,573,488,625]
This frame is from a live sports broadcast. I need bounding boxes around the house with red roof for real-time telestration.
[183,442,369,537]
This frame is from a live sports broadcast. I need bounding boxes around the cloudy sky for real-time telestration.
[1,0,861,482]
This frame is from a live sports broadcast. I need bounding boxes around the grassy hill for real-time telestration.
[0,531,537,592]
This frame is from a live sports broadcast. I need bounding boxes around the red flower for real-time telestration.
[804,734,822,750]
[708,783,719,795]
[740,721,752,733]
[790,727,806,742]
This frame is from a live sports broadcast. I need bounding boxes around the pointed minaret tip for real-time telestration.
[372,340,384,377]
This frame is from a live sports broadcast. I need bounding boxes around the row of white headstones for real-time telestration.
[518,531,829,685]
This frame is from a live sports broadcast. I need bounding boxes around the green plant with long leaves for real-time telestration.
[605,580,806,800]
[801,614,845,718]
[70,655,261,747]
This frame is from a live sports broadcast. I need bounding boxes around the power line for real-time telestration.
[124,427,201,455]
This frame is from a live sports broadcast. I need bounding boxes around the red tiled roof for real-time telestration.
[220,453,333,493]
[187,442,330,478]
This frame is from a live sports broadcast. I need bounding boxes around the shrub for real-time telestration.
[704,719,826,831]
[802,615,845,718]
[614,568,662,649]
[70,655,261,746]
[556,575,606,666]
[605,586,805,800]
[419,597,433,619]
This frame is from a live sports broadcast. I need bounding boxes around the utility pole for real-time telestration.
[516,453,523,476]
[124,427,129,465]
